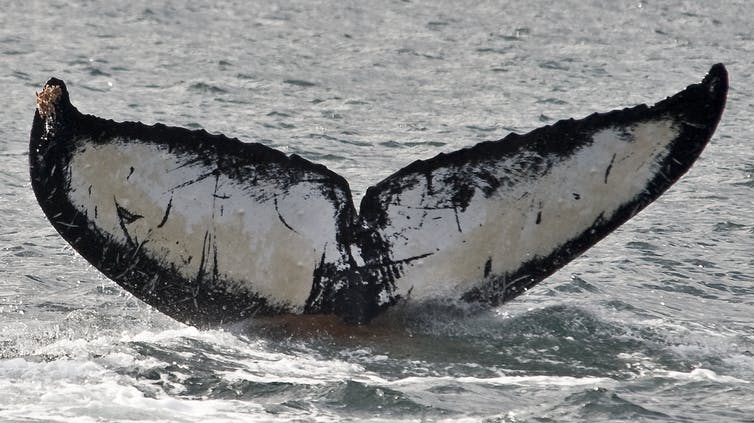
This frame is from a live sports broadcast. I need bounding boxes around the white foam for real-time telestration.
[0,338,340,422]
[650,368,750,384]
[0,368,279,423]
[218,347,368,386]
[363,373,613,388]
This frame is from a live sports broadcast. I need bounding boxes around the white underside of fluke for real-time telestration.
[66,139,344,309]
[64,118,680,306]
[378,119,680,300]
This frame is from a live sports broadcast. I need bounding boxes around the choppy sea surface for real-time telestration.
[1,1,753,421]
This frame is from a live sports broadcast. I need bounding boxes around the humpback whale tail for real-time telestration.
[30,65,727,327]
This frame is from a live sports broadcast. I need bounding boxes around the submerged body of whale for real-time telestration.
[29,65,727,327]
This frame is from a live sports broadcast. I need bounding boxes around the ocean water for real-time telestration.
[1,0,753,421]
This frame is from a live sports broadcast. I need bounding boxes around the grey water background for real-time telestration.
[1,0,753,421]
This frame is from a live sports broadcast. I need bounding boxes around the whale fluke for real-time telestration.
[29,65,727,327]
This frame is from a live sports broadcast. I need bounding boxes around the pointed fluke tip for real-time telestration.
[704,63,728,96]
[35,78,70,120]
